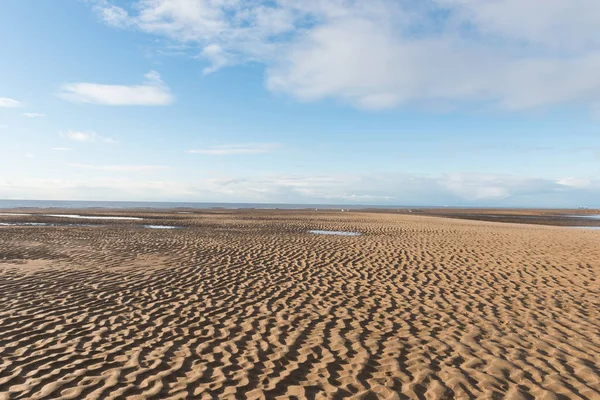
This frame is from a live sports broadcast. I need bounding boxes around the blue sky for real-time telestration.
[1,0,599,206]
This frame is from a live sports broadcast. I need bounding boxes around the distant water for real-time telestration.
[0,199,402,210]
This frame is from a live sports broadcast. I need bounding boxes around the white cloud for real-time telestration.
[92,0,600,113]
[187,143,278,155]
[0,97,21,107]
[65,131,93,141]
[23,113,45,118]
[52,147,72,151]
[24,153,34,159]
[59,70,173,106]
[61,130,117,144]
[68,163,169,172]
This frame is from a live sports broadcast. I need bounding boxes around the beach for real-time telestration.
[0,210,599,399]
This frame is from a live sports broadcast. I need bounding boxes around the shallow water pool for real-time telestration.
[0,222,93,227]
[0,222,49,226]
[144,225,179,229]
[44,214,143,220]
[569,215,600,220]
[308,230,361,236]
[0,213,32,216]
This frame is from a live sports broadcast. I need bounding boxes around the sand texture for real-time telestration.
[0,211,599,399]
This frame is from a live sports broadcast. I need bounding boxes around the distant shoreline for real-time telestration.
[1,206,600,228]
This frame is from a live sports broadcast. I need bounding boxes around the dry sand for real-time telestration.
[0,211,599,399]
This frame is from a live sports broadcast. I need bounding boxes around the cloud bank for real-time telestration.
[92,0,600,112]
[2,173,599,207]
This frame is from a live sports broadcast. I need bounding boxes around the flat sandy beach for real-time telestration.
[0,210,599,399]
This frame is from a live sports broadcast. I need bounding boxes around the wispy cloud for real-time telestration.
[187,143,278,155]
[61,130,117,144]
[24,153,34,159]
[94,0,130,28]
[52,147,72,151]
[68,163,169,172]
[23,113,45,118]
[92,1,600,114]
[59,70,173,106]
[0,97,21,107]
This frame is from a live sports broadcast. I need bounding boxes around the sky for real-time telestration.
[1,0,599,207]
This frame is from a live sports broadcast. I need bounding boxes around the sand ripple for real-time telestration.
[0,212,599,399]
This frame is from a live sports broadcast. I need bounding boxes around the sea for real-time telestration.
[0,199,407,210]
[2,200,596,213]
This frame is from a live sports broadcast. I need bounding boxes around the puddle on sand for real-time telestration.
[569,215,600,220]
[0,222,182,229]
[0,213,32,216]
[0,213,143,220]
[309,230,361,236]
[44,214,143,220]
[0,222,49,226]
[144,225,179,229]
[0,222,94,227]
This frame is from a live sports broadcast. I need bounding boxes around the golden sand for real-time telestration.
[0,211,599,399]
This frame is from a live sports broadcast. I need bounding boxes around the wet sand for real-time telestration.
[0,210,599,399]
[392,208,600,228]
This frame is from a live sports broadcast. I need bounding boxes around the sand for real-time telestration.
[0,210,599,399]
[386,208,600,228]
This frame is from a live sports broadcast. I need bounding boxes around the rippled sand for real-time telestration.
[0,211,599,399]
